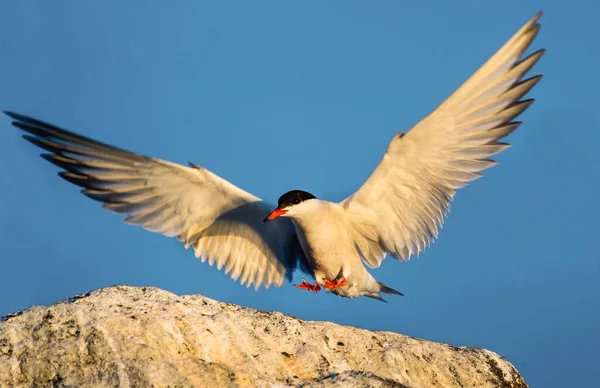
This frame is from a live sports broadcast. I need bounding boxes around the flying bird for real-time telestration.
[4,12,544,301]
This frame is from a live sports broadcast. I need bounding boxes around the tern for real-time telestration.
[4,12,544,301]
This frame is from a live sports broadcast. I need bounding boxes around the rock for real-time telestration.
[0,286,527,387]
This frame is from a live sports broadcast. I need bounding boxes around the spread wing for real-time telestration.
[341,12,545,267]
[6,111,305,289]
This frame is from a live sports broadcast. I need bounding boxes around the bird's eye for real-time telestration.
[293,198,300,205]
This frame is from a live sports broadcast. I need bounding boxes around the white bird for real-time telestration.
[5,12,544,301]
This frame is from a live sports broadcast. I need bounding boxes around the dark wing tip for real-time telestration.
[4,111,48,130]
[4,111,23,121]
[58,171,89,188]
[531,74,544,82]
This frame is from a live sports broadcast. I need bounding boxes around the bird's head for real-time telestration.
[263,190,317,222]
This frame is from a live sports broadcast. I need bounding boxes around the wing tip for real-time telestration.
[519,97,535,107]
[3,111,30,125]
[524,11,543,32]
[4,111,53,134]
[58,171,89,188]
[518,48,546,71]
[528,73,544,83]
[533,47,547,58]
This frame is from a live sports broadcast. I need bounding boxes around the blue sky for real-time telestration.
[0,1,598,387]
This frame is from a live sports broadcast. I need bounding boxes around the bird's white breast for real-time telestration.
[289,200,359,278]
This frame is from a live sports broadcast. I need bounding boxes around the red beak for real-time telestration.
[263,208,288,222]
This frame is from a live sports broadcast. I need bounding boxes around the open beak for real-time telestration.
[263,208,287,222]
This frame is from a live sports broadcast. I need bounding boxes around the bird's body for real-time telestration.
[287,200,386,300]
[3,12,545,301]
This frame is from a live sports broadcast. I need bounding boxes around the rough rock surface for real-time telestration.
[0,286,527,387]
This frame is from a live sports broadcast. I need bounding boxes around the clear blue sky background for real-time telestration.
[0,1,598,387]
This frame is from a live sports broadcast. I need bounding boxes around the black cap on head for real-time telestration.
[277,190,316,209]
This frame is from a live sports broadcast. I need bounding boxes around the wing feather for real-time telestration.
[342,12,544,266]
[6,111,305,289]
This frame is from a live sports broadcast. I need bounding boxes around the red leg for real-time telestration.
[324,277,347,290]
[295,279,321,292]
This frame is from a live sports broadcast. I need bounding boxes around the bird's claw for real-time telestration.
[324,278,347,290]
[295,279,321,292]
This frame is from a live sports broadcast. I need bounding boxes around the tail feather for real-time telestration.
[378,281,404,296]
[365,281,404,302]
[366,293,388,303]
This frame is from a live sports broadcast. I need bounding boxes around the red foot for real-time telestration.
[295,279,321,292]
[324,278,347,290]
